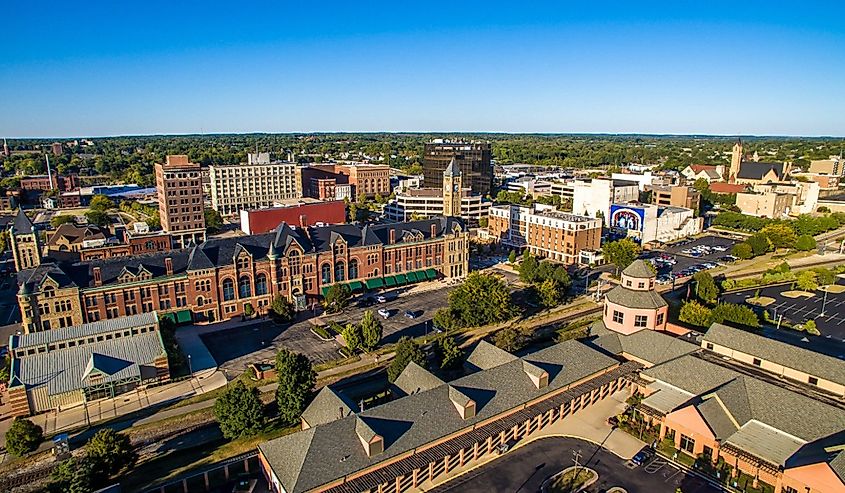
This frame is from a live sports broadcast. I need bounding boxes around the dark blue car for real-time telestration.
[631,448,654,466]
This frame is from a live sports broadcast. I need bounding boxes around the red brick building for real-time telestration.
[20,173,79,192]
[155,155,206,248]
[240,200,347,235]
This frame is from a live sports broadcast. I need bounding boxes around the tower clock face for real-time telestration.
[454,184,459,192]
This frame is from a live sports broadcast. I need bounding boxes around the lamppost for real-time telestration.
[187,354,193,377]
[821,288,830,317]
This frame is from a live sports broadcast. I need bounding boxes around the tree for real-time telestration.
[0,354,10,384]
[275,349,316,423]
[48,457,92,493]
[5,418,43,457]
[360,310,383,351]
[478,217,488,228]
[50,214,75,228]
[679,301,711,327]
[243,303,255,317]
[693,271,719,304]
[708,303,760,328]
[492,327,525,352]
[323,284,352,313]
[602,238,641,274]
[433,307,458,331]
[818,206,831,213]
[435,335,463,370]
[732,242,754,260]
[342,323,362,352]
[270,295,295,322]
[204,208,223,233]
[796,270,819,292]
[213,381,264,439]
[447,272,517,328]
[747,234,772,256]
[84,209,110,228]
[537,279,564,308]
[518,253,539,283]
[804,319,820,335]
[88,195,115,211]
[508,250,517,264]
[760,224,797,250]
[85,429,137,482]
[387,337,426,382]
[796,234,817,251]
[813,268,836,286]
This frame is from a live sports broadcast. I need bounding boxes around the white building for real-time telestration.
[209,153,302,216]
[608,203,702,244]
[384,189,490,224]
[610,171,673,191]
[572,179,639,223]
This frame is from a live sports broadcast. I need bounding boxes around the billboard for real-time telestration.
[609,205,645,232]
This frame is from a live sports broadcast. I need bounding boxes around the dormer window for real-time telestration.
[236,253,250,270]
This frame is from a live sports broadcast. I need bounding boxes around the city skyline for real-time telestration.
[2,1,844,137]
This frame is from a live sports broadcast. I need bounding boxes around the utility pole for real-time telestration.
[571,449,583,489]
[821,288,830,317]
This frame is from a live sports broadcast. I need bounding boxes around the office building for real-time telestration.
[608,203,702,244]
[209,153,302,216]
[649,185,701,211]
[155,155,206,248]
[808,156,844,176]
[423,140,493,195]
[572,179,639,223]
[301,163,391,200]
[487,204,601,265]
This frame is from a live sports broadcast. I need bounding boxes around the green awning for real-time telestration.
[384,276,397,287]
[424,268,437,280]
[176,310,193,324]
[406,271,418,282]
[394,274,408,285]
[413,270,429,282]
[348,281,365,292]
[160,312,176,324]
[321,286,331,296]
[365,278,385,289]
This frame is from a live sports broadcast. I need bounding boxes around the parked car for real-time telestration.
[404,310,419,319]
[357,297,375,308]
[376,295,387,303]
[378,308,391,319]
[631,448,654,466]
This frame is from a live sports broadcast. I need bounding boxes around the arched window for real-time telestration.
[255,274,268,296]
[238,276,252,298]
[348,259,359,280]
[334,262,346,282]
[236,255,250,270]
[321,263,332,284]
[196,296,205,307]
[222,279,235,301]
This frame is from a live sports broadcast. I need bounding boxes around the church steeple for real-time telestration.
[729,139,743,183]
[442,158,462,218]
[9,209,41,271]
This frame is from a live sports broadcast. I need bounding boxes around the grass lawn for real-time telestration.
[781,290,814,299]
[162,373,272,411]
[820,284,845,294]
[746,296,776,307]
[546,468,597,493]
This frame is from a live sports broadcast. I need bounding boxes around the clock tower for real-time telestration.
[442,158,462,218]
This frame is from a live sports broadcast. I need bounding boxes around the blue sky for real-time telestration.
[2,1,844,137]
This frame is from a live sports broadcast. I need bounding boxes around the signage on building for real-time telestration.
[609,205,645,233]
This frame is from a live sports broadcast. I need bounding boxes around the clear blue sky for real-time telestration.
[2,1,844,137]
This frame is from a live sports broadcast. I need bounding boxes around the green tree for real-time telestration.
[243,303,255,317]
[796,234,817,251]
[50,214,76,228]
[342,323,362,352]
[270,295,295,322]
[602,238,641,274]
[508,250,517,264]
[813,268,836,286]
[747,234,772,256]
[435,335,463,370]
[213,381,265,439]
[537,279,564,308]
[0,354,10,384]
[84,209,110,228]
[447,272,516,327]
[323,284,352,313]
[85,429,137,483]
[5,418,43,457]
[433,307,458,331]
[679,301,712,327]
[732,242,754,259]
[692,271,719,304]
[796,270,819,292]
[360,310,383,351]
[48,457,93,493]
[204,208,223,233]
[518,253,539,283]
[761,224,797,250]
[708,303,760,328]
[804,319,820,335]
[275,349,316,423]
[387,337,426,382]
[88,194,115,211]
[492,327,525,352]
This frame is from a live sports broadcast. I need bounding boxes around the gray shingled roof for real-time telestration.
[725,420,806,466]
[11,209,33,234]
[604,285,667,310]
[695,396,739,440]
[392,362,444,397]
[300,386,358,428]
[616,329,698,366]
[465,340,518,371]
[259,340,618,493]
[736,161,787,181]
[622,260,655,279]
[704,323,845,387]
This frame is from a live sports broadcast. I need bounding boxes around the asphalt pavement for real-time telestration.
[430,436,718,493]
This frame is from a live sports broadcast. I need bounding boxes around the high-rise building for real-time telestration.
[209,153,302,216]
[423,140,493,195]
[155,155,206,248]
[3,138,9,157]
[9,209,41,271]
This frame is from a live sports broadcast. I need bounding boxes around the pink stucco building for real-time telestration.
[602,260,668,334]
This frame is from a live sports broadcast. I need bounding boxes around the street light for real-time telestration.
[821,288,830,317]
[187,354,193,377]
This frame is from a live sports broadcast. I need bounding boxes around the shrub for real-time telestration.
[732,242,754,259]
[5,418,43,457]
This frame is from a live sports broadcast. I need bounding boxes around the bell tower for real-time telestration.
[442,158,462,218]
[730,139,743,183]
[9,209,41,271]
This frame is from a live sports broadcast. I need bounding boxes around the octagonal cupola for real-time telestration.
[620,260,655,292]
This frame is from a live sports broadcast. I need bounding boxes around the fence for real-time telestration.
[142,452,259,493]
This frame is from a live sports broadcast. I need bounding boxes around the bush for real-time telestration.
[85,429,137,483]
[796,234,817,251]
[732,242,754,259]
[48,457,92,493]
[492,326,527,352]
[312,325,332,340]
[804,319,820,336]
[271,295,295,322]
[679,301,711,327]
[709,303,760,328]
[387,337,426,382]
[4,418,43,457]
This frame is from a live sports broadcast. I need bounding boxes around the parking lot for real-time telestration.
[645,235,739,285]
[722,279,845,342]
[431,437,718,493]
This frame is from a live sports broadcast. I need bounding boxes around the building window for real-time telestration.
[348,259,359,280]
[782,487,798,493]
[222,279,235,301]
[334,262,346,282]
[238,276,252,298]
[634,315,648,328]
[612,310,624,324]
[809,376,819,386]
[705,342,713,350]
[656,312,664,325]
[680,434,695,454]
[752,358,761,366]
[321,263,332,284]
[255,274,268,296]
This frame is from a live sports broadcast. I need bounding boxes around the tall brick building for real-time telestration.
[155,155,206,248]
[16,218,469,332]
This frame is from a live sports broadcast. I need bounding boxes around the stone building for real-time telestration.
[9,209,41,272]
[155,155,206,248]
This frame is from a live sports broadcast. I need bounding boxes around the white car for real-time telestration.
[378,308,391,319]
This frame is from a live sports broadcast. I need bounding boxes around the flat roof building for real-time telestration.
[209,153,302,216]
[423,140,493,195]
[155,155,206,248]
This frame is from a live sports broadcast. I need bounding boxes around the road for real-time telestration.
[431,436,718,493]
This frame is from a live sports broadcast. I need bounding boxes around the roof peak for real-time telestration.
[622,259,655,279]
[12,208,34,234]
[444,157,461,177]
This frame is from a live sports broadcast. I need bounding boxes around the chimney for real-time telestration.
[93,266,102,287]
[165,257,173,275]
[430,223,437,238]
[299,214,308,229]
[389,229,395,244]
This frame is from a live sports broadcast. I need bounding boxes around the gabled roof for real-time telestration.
[622,260,655,279]
[591,325,698,366]
[392,362,445,397]
[737,161,787,181]
[11,209,34,234]
[465,340,518,372]
[82,353,135,379]
[47,223,106,246]
[301,386,358,428]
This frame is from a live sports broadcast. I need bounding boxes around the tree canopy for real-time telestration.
[4,418,43,457]
[323,284,352,313]
[360,310,383,351]
[275,349,316,423]
[388,337,426,382]
[446,272,517,328]
[205,208,224,233]
[213,380,265,439]
[693,271,719,304]
[85,429,137,483]
[602,238,641,274]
